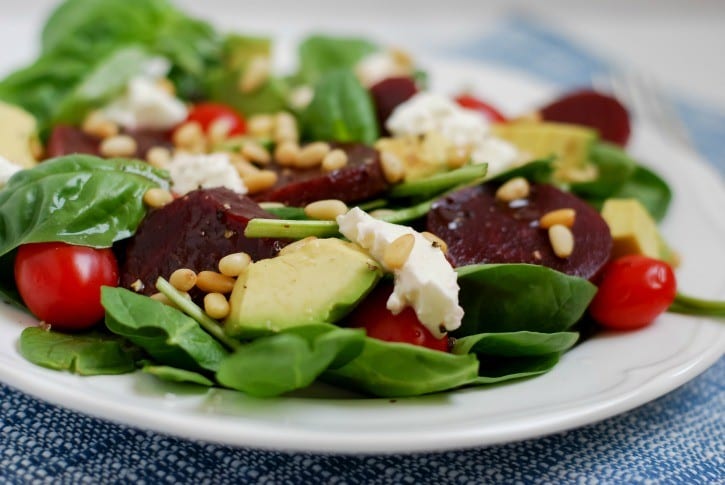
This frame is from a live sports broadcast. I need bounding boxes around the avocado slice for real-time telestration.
[491,121,597,183]
[0,101,41,168]
[225,238,382,338]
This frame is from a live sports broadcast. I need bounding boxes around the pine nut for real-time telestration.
[204,292,231,319]
[173,121,205,150]
[146,146,171,168]
[82,111,119,139]
[99,135,137,158]
[383,233,415,270]
[274,141,300,166]
[304,199,348,220]
[130,279,145,292]
[274,112,298,143]
[248,114,275,137]
[421,231,448,253]
[238,56,270,93]
[155,78,176,96]
[369,209,396,219]
[196,271,236,294]
[232,157,259,177]
[296,142,331,168]
[143,187,174,208]
[241,141,271,165]
[539,208,576,229]
[321,149,348,172]
[242,170,278,194]
[495,177,530,202]
[258,201,285,210]
[150,292,174,306]
[447,146,470,169]
[169,268,197,292]
[380,151,405,184]
[218,252,251,277]
[208,118,233,145]
[548,224,574,258]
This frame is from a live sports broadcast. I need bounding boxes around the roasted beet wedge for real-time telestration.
[46,125,173,159]
[427,183,612,280]
[254,143,389,206]
[369,76,418,135]
[121,187,285,296]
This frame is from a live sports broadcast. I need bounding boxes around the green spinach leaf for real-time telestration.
[571,141,637,199]
[609,165,672,222]
[298,35,378,84]
[142,365,214,386]
[452,331,579,357]
[19,327,138,375]
[473,353,562,384]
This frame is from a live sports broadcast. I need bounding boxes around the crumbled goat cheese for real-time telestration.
[168,152,247,195]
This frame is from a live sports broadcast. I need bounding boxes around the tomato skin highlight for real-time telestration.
[185,102,246,136]
[345,283,450,352]
[589,255,677,330]
[454,94,506,123]
[14,242,120,330]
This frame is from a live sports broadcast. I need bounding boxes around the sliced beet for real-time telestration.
[369,76,418,135]
[121,187,285,296]
[426,183,612,280]
[254,143,389,206]
[539,89,631,146]
[46,125,173,160]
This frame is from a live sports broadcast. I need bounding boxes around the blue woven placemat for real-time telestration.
[1,15,724,484]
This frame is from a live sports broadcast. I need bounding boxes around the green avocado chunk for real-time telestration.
[224,238,382,338]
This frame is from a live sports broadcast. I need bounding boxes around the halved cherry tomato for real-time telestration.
[345,283,450,352]
[455,94,506,123]
[185,102,246,136]
[589,255,676,330]
[14,242,119,330]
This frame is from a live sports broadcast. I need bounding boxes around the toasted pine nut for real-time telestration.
[173,121,204,149]
[150,292,174,306]
[248,114,275,137]
[383,233,415,270]
[304,199,348,220]
[218,252,251,277]
[241,141,271,165]
[99,135,137,158]
[208,118,233,145]
[143,188,174,208]
[447,146,470,169]
[548,224,574,258]
[242,170,278,194]
[380,152,405,184]
[274,141,300,166]
[130,279,145,292]
[296,142,330,168]
[30,138,44,160]
[169,268,197,292]
[539,208,576,229]
[421,231,448,253]
[232,157,259,177]
[321,149,348,172]
[274,112,298,143]
[495,177,530,202]
[238,56,270,94]
[82,111,119,139]
[155,78,176,96]
[196,271,236,294]
[146,146,171,168]
[204,292,231,319]
[258,201,285,210]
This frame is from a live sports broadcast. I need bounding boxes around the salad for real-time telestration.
[0,0,722,399]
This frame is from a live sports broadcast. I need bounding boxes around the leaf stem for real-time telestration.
[668,292,725,318]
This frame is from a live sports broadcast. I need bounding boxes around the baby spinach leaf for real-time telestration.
[216,325,365,397]
[323,338,480,397]
[142,365,214,386]
[298,35,378,84]
[571,141,636,199]
[609,165,672,222]
[473,353,561,384]
[0,155,169,257]
[19,327,138,376]
[102,287,228,373]
[301,69,379,145]
[452,331,579,357]
[455,264,597,335]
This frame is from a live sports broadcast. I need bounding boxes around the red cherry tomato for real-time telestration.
[455,94,507,123]
[185,102,246,136]
[589,255,677,330]
[345,283,450,352]
[14,242,119,330]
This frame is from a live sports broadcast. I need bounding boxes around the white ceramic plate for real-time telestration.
[1,60,723,454]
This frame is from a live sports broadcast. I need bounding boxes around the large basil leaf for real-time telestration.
[0,155,169,257]
[19,327,138,376]
[216,324,365,397]
[456,264,597,335]
[298,35,378,84]
[301,69,379,145]
[101,287,228,373]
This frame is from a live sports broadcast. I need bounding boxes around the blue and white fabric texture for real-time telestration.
[1,16,723,484]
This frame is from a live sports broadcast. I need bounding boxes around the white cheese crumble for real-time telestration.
[471,137,520,176]
[103,77,188,131]
[168,152,247,195]
[337,207,463,338]
[0,155,21,187]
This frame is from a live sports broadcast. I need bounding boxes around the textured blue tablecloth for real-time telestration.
[1,16,723,485]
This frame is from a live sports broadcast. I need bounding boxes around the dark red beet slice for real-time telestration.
[46,125,173,160]
[254,143,389,206]
[121,187,285,296]
[426,183,612,280]
[539,89,631,146]
[369,77,418,136]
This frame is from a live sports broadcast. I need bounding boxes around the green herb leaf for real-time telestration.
[452,331,579,356]
[473,353,562,384]
[298,35,378,84]
[571,142,637,199]
[609,165,672,222]
[142,365,214,386]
